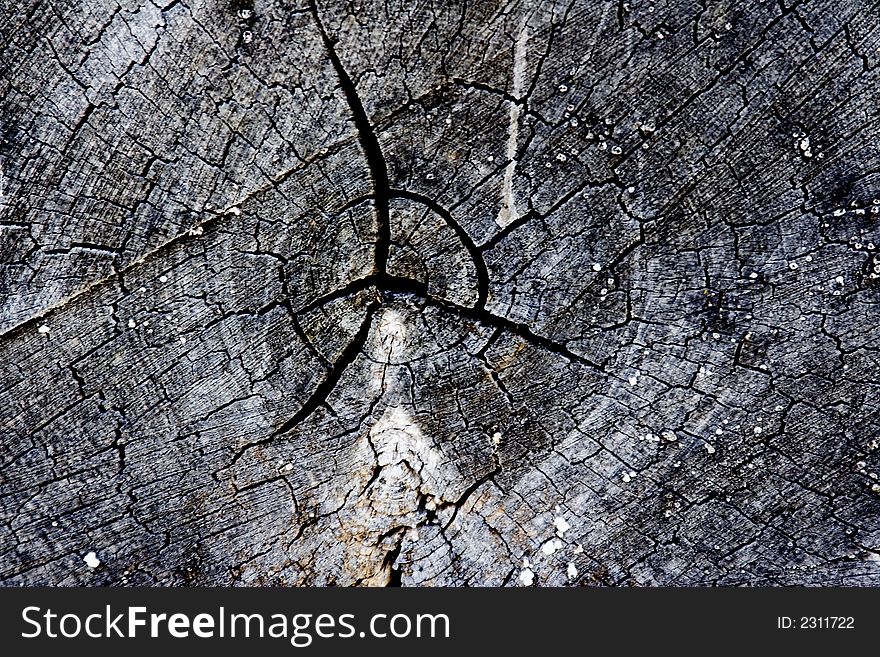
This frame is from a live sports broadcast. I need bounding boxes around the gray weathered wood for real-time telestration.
[1,0,879,585]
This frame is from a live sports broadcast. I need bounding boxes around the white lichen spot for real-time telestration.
[628,374,639,387]
[558,84,568,93]
[541,538,564,555]
[519,568,535,586]
[573,543,584,554]
[127,319,137,329]
[567,562,578,578]
[796,136,812,158]
[753,426,763,435]
[491,431,502,445]
[788,261,798,270]
[553,516,570,537]
[159,275,168,283]
[83,552,100,569]
[38,325,50,335]
[592,263,602,272]
[704,443,716,454]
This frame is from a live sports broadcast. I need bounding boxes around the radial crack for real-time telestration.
[309,0,392,274]
[272,301,379,438]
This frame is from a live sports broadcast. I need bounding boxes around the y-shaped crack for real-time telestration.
[262,2,603,446]
[261,274,602,445]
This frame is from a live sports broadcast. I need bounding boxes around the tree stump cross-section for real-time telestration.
[1,0,879,586]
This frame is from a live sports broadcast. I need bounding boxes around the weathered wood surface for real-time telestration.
[1,0,880,586]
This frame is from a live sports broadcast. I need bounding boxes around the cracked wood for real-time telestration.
[1,0,880,586]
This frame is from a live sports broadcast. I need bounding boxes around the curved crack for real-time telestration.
[391,188,490,309]
[229,301,379,464]
[340,190,491,309]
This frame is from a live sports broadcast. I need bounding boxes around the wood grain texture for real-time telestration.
[1,0,879,586]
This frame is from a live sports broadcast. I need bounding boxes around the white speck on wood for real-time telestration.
[553,516,570,537]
